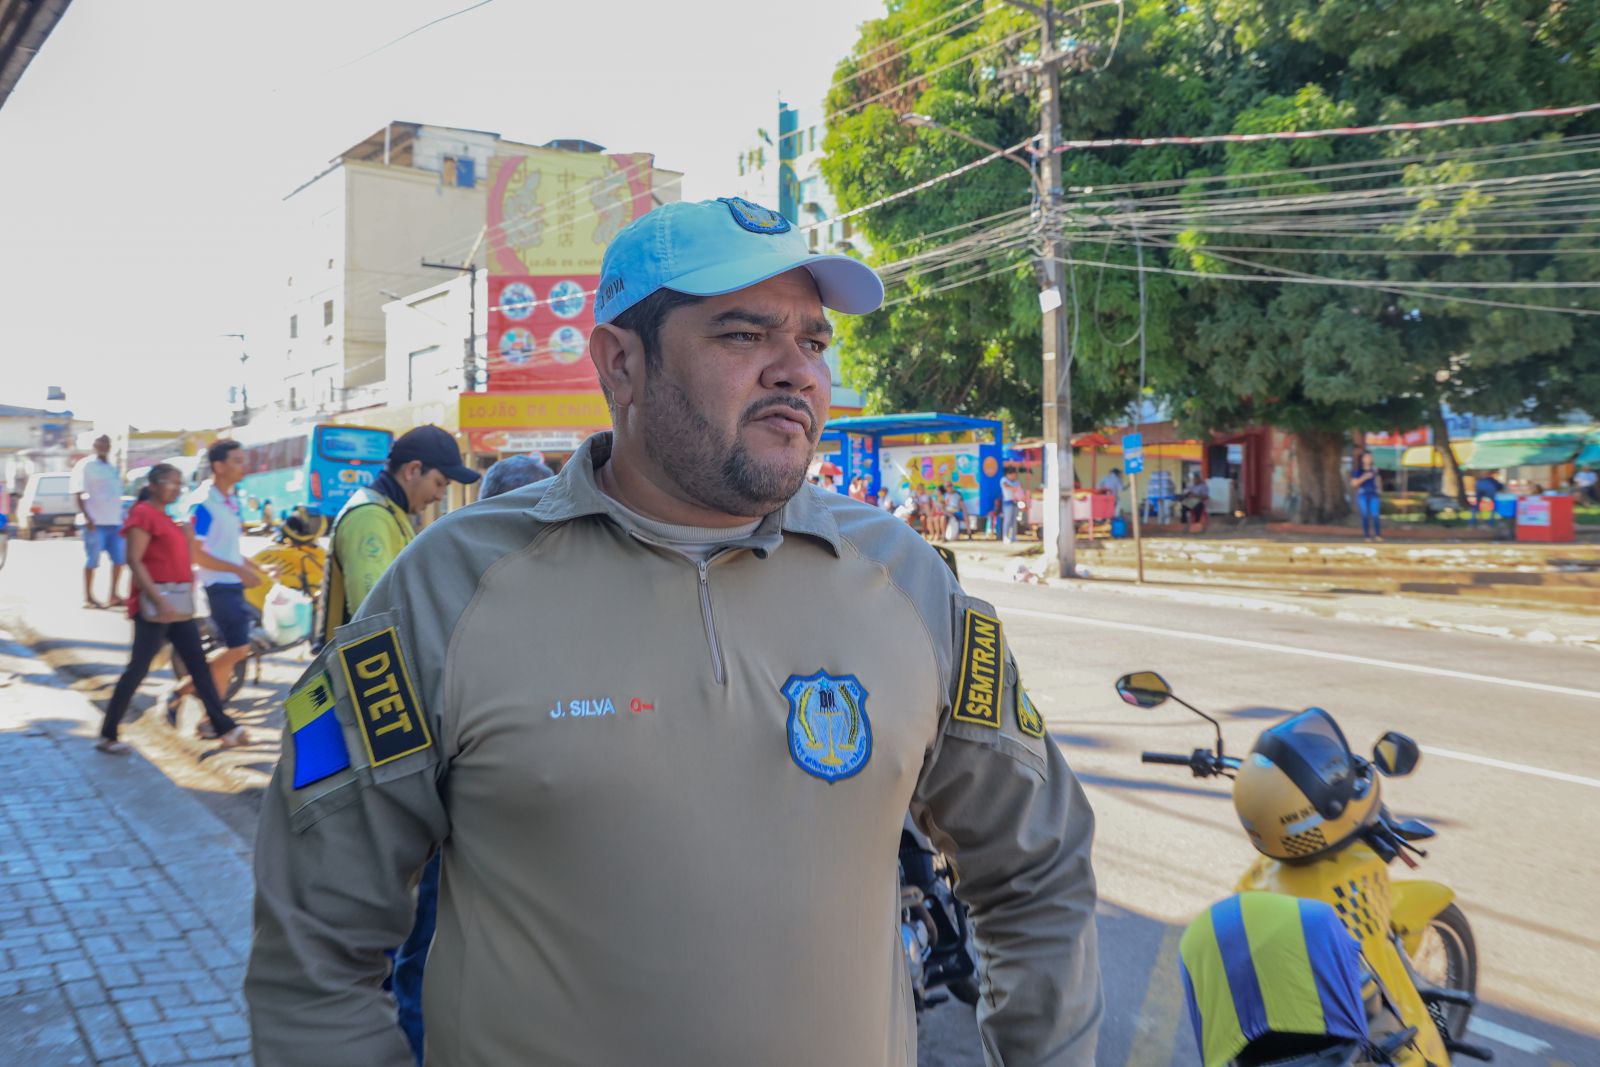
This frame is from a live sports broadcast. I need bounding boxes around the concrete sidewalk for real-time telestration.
[0,633,254,1066]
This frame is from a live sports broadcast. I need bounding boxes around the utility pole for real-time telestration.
[1002,0,1075,578]
[424,227,488,394]
[421,260,480,392]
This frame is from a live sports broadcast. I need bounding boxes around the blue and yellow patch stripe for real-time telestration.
[1179,893,1367,1067]
[286,671,350,789]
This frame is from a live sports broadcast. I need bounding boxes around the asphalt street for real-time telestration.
[2,534,1595,1066]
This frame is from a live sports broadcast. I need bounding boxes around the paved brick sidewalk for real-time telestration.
[0,634,254,1066]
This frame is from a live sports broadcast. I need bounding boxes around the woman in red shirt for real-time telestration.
[97,464,249,753]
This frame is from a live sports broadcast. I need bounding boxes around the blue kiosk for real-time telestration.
[817,412,1006,521]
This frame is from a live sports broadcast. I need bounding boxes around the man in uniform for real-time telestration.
[317,425,479,648]
[247,197,1102,1066]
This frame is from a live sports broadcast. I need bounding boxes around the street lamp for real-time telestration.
[222,333,249,425]
[899,112,1075,578]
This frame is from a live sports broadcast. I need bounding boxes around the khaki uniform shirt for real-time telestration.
[247,434,1102,1067]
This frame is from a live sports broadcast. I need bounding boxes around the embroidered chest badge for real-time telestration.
[782,671,872,783]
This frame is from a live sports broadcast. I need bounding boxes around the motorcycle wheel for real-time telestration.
[1410,903,1477,1043]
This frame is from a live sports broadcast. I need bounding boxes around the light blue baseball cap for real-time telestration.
[594,197,884,325]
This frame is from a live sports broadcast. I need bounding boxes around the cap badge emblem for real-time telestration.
[720,197,791,234]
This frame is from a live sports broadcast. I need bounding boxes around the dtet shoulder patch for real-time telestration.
[952,608,1004,729]
[336,627,432,767]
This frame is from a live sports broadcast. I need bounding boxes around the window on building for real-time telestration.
[327,257,335,269]
[287,276,293,287]
[808,228,819,251]
[289,314,298,339]
[443,155,476,188]
[289,386,298,409]
[323,300,334,326]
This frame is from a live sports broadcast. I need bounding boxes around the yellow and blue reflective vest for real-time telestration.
[1179,892,1367,1067]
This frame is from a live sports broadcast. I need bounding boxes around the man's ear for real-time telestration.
[589,323,645,409]
[397,460,422,483]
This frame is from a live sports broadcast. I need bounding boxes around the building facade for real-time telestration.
[274,122,681,421]
[735,102,866,413]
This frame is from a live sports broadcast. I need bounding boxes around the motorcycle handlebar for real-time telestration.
[1141,752,1194,766]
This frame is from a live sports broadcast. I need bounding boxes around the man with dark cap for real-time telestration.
[317,425,479,648]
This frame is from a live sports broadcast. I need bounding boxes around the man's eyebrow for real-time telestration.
[707,309,784,330]
[802,316,835,338]
[706,309,834,337]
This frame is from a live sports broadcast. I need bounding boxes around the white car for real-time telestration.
[16,472,79,539]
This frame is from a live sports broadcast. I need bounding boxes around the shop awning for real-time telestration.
[1400,442,1476,469]
[1467,426,1593,470]
[1577,434,1600,468]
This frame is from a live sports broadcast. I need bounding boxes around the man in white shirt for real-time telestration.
[171,440,263,726]
[70,435,127,608]
[999,470,1023,543]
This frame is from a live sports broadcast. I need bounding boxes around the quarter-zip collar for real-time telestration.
[530,432,842,558]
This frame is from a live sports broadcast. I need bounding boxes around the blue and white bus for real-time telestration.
[232,424,394,523]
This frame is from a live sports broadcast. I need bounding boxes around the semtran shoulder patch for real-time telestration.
[952,608,1003,729]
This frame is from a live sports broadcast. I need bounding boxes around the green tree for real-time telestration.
[824,0,1600,520]
[821,0,1140,435]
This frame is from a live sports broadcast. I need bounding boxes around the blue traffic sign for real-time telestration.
[1123,432,1144,474]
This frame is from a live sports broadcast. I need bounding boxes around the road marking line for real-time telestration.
[1422,746,1600,790]
[1000,606,1600,701]
[1467,1017,1552,1054]
[1122,925,1186,1067]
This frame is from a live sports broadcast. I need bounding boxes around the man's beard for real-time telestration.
[639,369,816,517]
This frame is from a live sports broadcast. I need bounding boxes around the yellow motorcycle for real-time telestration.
[1116,671,1488,1067]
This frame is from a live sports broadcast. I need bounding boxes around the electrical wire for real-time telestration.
[1045,102,1600,154]
[1043,252,1600,315]
[801,138,1035,232]
[331,0,496,71]
[1096,0,1124,72]
[818,0,1125,135]
[880,258,1030,308]
[793,0,991,134]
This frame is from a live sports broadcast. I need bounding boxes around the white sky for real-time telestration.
[0,0,881,430]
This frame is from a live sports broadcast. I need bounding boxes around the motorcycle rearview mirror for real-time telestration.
[1115,671,1229,760]
[1115,671,1172,709]
[1373,731,1421,777]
